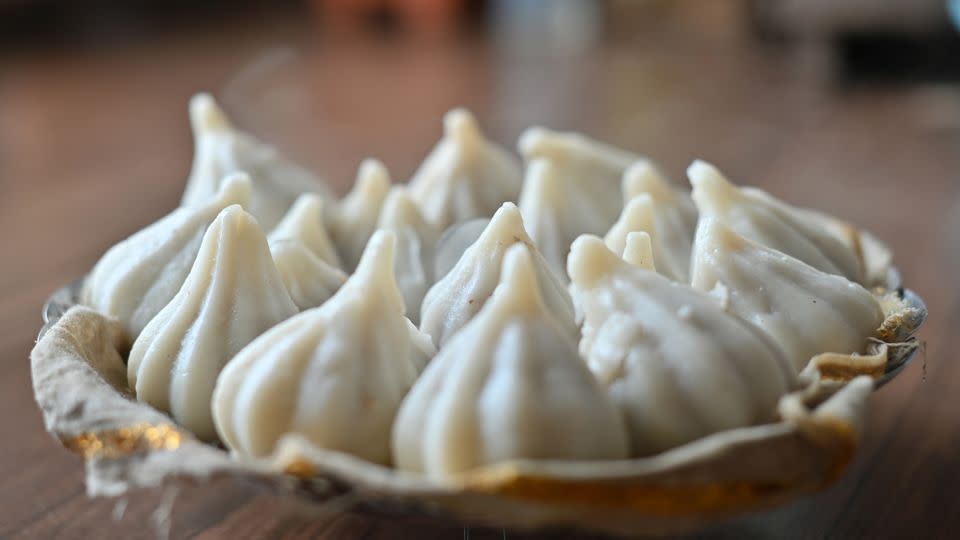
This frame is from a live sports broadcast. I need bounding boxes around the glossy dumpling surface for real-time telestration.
[393,245,630,478]
[376,186,440,326]
[180,94,329,230]
[407,109,522,229]
[128,205,299,441]
[326,159,391,271]
[690,218,884,372]
[568,235,796,456]
[688,160,862,282]
[419,203,576,348]
[212,231,427,464]
[82,174,252,340]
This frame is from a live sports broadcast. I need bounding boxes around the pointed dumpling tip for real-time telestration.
[379,186,421,225]
[478,202,528,246]
[493,244,545,314]
[218,203,244,220]
[687,160,740,210]
[270,191,343,269]
[354,229,396,276]
[355,158,392,195]
[622,159,671,200]
[620,194,655,231]
[216,172,253,205]
[516,126,551,159]
[443,108,481,143]
[623,231,656,271]
[349,229,407,314]
[189,93,232,133]
[214,204,264,237]
[687,159,718,181]
[604,193,655,255]
[568,234,624,289]
[286,193,325,223]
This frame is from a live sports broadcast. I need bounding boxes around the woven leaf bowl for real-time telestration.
[31,269,925,537]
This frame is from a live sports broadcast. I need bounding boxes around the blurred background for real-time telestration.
[4,0,960,184]
[2,1,960,538]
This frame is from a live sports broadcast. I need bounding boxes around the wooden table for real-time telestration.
[2,12,959,539]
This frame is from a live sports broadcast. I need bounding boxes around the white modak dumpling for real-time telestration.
[376,186,440,326]
[568,235,796,456]
[407,108,522,229]
[393,245,630,478]
[212,231,428,464]
[616,161,697,281]
[690,219,885,373]
[517,128,638,242]
[128,205,299,441]
[516,159,578,282]
[82,174,252,340]
[419,203,576,348]
[180,94,329,231]
[688,160,863,282]
[326,159,391,271]
[270,241,346,311]
[268,193,343,269]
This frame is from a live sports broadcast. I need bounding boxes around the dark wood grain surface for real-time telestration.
[2,10,959,540]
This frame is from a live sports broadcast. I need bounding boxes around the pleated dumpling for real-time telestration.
[419,203,576,348]
[688,160,863,282]
[568,236,796,456]
[615,161,697,281]
[128,205,299,441]
[376,186,440,326]
[212,231,427,464]
[517,128,638,247]
[326,159,391,271]
[517,159,578,282]
[407,109,522,229]
[268,193,342,269]
[393,245,630,478]
[181,94,329,230]
[270,241,346,311]
[690,219,885,373]
[82,174,252,340]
